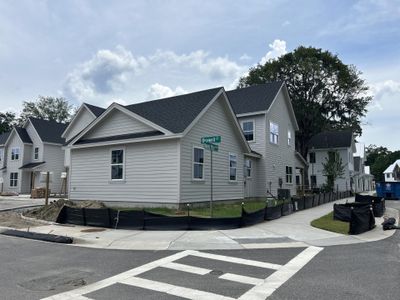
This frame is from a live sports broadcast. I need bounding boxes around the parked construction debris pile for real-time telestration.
[24,199,105,222]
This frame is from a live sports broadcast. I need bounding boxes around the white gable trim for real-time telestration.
[181,88,252,154]
[267,83,299,131]
[236,110,267,117]
[61,104,97,138]
[68,103,172,146]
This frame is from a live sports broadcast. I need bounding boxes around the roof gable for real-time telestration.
[309,131,354,150]
[84,103,106,117]
[0,131,10,145]
[124,87,223,133]
[226,82,284,115]
[28,118,68,144]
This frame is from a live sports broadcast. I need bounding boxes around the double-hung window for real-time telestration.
[229,153,237,181]
[286,166,293,183]
[241,121,254,142]
[34,147,39,160]
[11,147,20,160]
[111,149,124,180]
[287,130,291,146]
[10,172,18,187]
[0,149,3,162]
[245,159,252,178]
[193,147,204,180]
[269,122,279,144]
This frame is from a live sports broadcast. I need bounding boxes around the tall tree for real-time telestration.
[19,96,73,124]
[0,111,16,134]
[238,46,372,162]
[322,151,345,192]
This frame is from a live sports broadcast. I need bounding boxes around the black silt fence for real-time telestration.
[355,194,385,217]
[333,202,370,222]
[281,202,293,216]
[264,204,283,220]
[189,216,242,230]
[241,207,265,226]
[349,205,375,235]
[304,196,313,209]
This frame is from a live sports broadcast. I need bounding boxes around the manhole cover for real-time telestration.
[80,228,106,233]
[210,270,224,276]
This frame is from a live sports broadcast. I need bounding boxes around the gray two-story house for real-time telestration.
[0,118,67,194]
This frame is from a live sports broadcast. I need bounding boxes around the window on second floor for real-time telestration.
[34,147,39,160]
[269,121,279,144]
[241,121,254,142]
[11,147,20,161]
[287,130,292,146]
[0,149,3,162]
[309,152,316,164]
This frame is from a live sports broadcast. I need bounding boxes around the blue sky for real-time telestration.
[0,0,399,150]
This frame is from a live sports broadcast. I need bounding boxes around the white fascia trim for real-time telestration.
[236,110,267,118]
[68,102,172,146]
[61,104,95,138]
[244,152,262,159]
[267,83,299,131]
[70,134,182,149]
[43,142,63,146]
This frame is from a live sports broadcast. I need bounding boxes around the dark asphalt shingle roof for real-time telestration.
[85,103,106,117]
[19,161,46,169]
[15,127,33,144]
[0,131,10,145]
[29,118,68,144]
[124,87,222,133]
[308,131,353,149]
[75,131,163,145]
[226,82,284,115]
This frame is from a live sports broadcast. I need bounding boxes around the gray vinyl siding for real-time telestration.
[69,139,179,203]
[180,95,246,203]
[41,144,65,194]
[25,121,44,161]
[64,108,96,142]
[84,109,154,139]
[238,114,266,197]
[264,91,297,196]
[4,132,24,193]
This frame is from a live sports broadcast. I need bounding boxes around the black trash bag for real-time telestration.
[382,218,399,230]
[349,205,375,235]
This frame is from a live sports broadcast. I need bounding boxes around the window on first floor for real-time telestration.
[245,159,252,178]
[229,153,237,181]
[310,175,317,187]
[111,149,124,180]
[10,172,18,187]
[286,166,293,183]
[241,120,254,142]
[269,121,279,144]
[34,147,39,160]
[386,173,390,178]
[11,147,20,160]
[193,147,204,180]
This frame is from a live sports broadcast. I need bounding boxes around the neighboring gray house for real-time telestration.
[307,131,356,191]
[227,82,299,197]
[0,118,67,194]
[65,82,300,205]
[66,87,255,205]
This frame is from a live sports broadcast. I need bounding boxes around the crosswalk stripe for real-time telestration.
[219,273,264,285]
[162,262,212,275]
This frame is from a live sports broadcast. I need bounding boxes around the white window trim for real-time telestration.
[34,147,39,160]
[192,146,205,181]
[245,159,252,179]
[110,148,125,181]
[269,121,279,145]
[229,152,237,182]
[286,166,293,184]
[11,147,20,161]
[240,119,255,143]
[10,172,18,187]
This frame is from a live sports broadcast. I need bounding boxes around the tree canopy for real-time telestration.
[365,145,400,182]
[19,96,73,125]
[238,46,372,159]
[0,111,16,134]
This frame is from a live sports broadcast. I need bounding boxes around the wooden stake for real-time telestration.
[45,171,50,206]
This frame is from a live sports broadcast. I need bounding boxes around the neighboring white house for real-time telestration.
[65,82,300,205]
[307,131,356,191]
[353,143,374,192]
[0,118,67,194]
[383,159,400,182]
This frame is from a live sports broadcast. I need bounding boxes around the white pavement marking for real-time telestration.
[41,247,322,300]
[121,276,236,300]
[238,246,323,299]
[162,262,212,275]
[187,250,283,270]
[241,242,308,249]
[219,273,264,285]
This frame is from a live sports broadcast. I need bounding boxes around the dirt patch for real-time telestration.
[0,211,42,228]
[24,199,106,222]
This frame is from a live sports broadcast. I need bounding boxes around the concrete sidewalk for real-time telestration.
[5,196,398,250]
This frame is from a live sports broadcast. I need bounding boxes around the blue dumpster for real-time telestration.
[376,182,400,200]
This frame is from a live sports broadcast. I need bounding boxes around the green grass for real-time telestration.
[311,212,349,235]
[111,199,288,218]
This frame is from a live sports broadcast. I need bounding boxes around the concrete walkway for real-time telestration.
[4,196,398,250]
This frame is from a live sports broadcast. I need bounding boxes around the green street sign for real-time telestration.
[201,136,221,144]
[205,143,219,152]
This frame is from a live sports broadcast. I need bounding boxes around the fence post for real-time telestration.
[187,203,191,230]
[142,208,146,230]
[82,208,87,226]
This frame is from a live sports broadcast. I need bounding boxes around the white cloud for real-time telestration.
[147,83,186,99]
[282,20,291,27]
[260,39,287,65]
[239,53,252,61]
[368,80,400,111]
[105,98,128,107]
